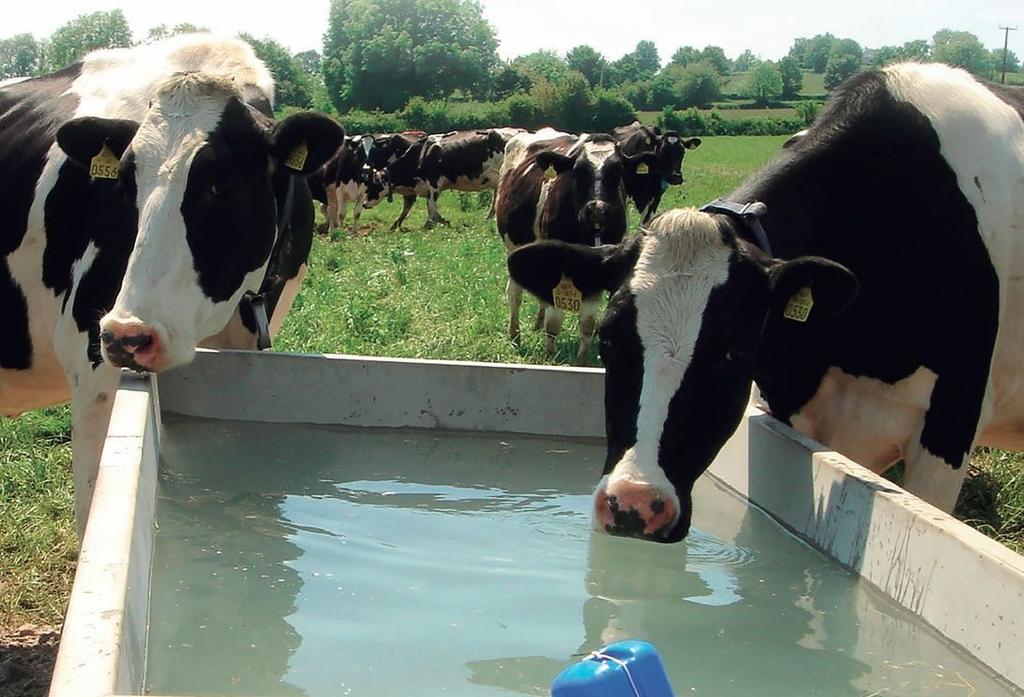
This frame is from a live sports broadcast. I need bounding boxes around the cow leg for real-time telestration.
[533,304,545,331]
[351,193,365,236]
[390,195,416,231]
[67,361,120,540]
[901,360,993,512]
[542,306,565,358]
[425,190,449,228]
[506,276,523,341]
[337,197,349,233]
[325,183,339,230]
[575,297,600,366]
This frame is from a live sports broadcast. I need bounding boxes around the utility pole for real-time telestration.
[999,25,1018,85]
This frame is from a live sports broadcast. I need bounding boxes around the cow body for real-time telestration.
[370,129,509,228]
[311,135,385,235]
[361,131,424,230]
[496,132,658,363]
[508,63,1024,541]
[612,121,700,223]
[0,36,342,535]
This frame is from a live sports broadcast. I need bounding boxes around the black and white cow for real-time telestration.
[359,131,427,230]
[508,63,1024,541]
[496,131,659,364]
[365,129,509,228]
[612,121,701,223]
[0,35,342,536]
[309,135,386,235]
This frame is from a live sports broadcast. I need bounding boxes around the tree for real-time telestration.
[514,50,570,84]
[0,34,44,78]
[701,46,731,75]
[566,44,607,87]
[824,38,863,90]
[321,0,499,112]
[145,23,207,42]
[991,47,1020,74]
[932,29,991,77]
[899,40,931,62]
[670,45,702,67]
[491,60,532,99]
[609,40,660,85]
[240,34,314,109]
[778,56,802,98]
[733,49,758,72]
[793,34,836,72]
[870,45,901,67]
[675,61,722,108]
[47,10,133,70]
[294,50,322,75]
[746,61,783,105]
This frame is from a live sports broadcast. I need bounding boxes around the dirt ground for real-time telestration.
[0,625,60,697]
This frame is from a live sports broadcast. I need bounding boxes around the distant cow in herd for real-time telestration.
[613,121,702,222]
[495,129,661,364]
[309,135,387,236]
[508,62,1024,542]
[0,35,342,536]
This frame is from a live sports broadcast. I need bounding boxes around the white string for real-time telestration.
[588,651,643,697]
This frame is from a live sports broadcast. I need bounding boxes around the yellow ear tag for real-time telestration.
[635,162,649,175]
[544,165,556,179]
[89,144,120,180]
[284,141,308,171]
[784,286,814,322]
[552,276,582,313]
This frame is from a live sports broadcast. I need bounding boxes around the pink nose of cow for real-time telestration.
[100,320,163,371]
[595,482,679,540]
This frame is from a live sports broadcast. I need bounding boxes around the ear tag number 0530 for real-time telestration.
[784,286,814,322]
[90,144,120,180]
[285,141,308,171]
[552,276,582,313]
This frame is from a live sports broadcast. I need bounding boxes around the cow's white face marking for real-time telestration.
[102,74,264,369]
[603,210,733,508]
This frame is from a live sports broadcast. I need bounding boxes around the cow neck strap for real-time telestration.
[700,199,773,257]
[247,175,298,351]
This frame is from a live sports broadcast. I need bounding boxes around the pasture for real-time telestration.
[2,134,1022,634]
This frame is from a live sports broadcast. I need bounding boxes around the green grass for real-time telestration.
[800,71,826,96]
[0,407,76,626]
[2,133,1022,630]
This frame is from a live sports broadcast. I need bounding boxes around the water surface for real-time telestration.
[146,416,1019,696]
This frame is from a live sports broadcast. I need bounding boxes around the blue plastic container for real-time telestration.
[550,640,675,697]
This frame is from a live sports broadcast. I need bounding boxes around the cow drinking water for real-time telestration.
[509,63,1024,541]
[0,35,342,536]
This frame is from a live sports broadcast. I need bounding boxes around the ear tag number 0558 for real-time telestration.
[90,144,120,180]
[285,141,308,171]
[784,286,814,322]
[552,276,582,313]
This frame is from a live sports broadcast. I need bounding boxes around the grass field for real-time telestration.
[2,134,1022,633]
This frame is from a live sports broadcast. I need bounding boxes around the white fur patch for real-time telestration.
[606,209,733,492]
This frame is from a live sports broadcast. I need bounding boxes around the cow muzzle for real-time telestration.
[666,173,683,186]
[594,480,683,542]
[100,319,165,372]
[581,200,613,229]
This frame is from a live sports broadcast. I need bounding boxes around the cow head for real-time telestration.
[535,136,659,246]
[655,132,701,186]
[57,73,342,372]
[507,208,857,542]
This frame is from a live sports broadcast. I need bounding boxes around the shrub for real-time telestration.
[591,89,636,132]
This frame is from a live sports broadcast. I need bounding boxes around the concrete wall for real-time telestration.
[48,374,159,697]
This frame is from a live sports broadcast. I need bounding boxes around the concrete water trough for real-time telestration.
[48,349,1024,696]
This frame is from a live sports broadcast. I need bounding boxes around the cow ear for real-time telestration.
[269,112,344,177]
[57,117,139,170]
[535,150,576,174]
[767,256,858,324]
[507,238,642,303]
[683,137,702,150]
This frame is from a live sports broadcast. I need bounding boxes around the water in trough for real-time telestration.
[145,415,1021,696]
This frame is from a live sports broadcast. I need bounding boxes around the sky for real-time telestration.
[2,0,1020,63]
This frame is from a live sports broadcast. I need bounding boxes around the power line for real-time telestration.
[999,25,1017,85]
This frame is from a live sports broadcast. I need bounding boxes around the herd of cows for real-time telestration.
[1,35,1023,547]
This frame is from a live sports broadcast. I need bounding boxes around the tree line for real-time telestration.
[1,1,1020,132]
